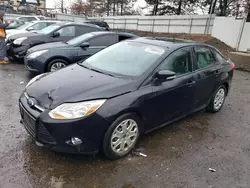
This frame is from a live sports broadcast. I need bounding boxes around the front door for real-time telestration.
[52,26,77,42]
[140,47,196,131]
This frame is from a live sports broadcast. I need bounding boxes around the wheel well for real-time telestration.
[223,82,229,95]
[45,56,71,72]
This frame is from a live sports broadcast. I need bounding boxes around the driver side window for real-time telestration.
[159,47,193,75]
[30,23,46,30]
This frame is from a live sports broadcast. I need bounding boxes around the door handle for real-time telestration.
[187,80,196,87]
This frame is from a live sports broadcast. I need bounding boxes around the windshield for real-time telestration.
[8,20,21,27]
[17,22,33,30]
[37,24,60,34]
[67,33,95,45]
[82,41,165,78]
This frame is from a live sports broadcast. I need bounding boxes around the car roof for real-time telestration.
[55,22,101,29]
[87,31,137,37]
[130,37,213,50]
[30,20,62,23]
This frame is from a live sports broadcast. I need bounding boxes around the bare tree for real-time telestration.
[53,0,66,13]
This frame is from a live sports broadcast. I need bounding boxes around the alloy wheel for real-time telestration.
[213,88,225,110]
[50,62,66,72]
[110,119,139,155]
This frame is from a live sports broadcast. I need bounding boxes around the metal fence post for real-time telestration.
[189,18,193,34]
[236,17,246,51]
[136,18,139,30]
[152,18,155,32]
[204,17,209,34]
[113,18,115,29]
[125,18,127,30]
[168,19,171,33]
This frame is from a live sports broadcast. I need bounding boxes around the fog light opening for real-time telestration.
[71,137,82,146]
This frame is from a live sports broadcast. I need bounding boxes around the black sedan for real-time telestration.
[19,37,234,159]
[25,31,137,73]
[7,22,102,61]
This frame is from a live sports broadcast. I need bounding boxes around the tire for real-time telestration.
[47,59,68,72]
[207,85,227,113]
[102,113,141,160]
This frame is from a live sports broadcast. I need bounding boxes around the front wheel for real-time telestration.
[102,113,141,160]
[207,85,226,113]
[47,59,68,72]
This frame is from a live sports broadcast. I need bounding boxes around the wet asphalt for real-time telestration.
[1,63,250,188]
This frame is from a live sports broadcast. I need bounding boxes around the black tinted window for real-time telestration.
[160,48,192,75]
[38,17,45,20]
[194,47,215,69]
[88,35,118,46]
[19,17,36,22]
[76,26,100,35]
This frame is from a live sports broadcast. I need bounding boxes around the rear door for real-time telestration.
[192,46,222,109]
[75,34,118,62]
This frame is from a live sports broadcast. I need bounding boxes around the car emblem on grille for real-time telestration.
[27,98,35,107]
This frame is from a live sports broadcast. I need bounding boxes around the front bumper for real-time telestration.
[19,93,110,154]
[24,57,43,74]
[7,43,30,60]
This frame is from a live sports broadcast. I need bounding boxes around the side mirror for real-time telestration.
[156,70,176,81]
[27,27,34,31]
[80,42,90,49]
[52,32,60,38]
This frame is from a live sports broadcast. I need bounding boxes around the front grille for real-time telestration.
[38,123,56,145]
[20,102,56,145]
[20,104,36,138]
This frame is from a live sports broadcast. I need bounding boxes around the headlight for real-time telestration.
[27,50,48,59]
[13,37,27,45]
[26,73,47,88]
[49,99,106,120]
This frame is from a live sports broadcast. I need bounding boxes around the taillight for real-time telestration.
[230,63,235,72]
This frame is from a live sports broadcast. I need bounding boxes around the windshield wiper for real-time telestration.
[78,64,115,77]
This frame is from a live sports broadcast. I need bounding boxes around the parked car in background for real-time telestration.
[16,15,46,22]
[6,20,59,38]
[7,23,102,61]
[25,31,137,73]
[6,20,25,30]
[84,20,110,31]
[19,38,234,159]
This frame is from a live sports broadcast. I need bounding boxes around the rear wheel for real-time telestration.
[47,59,68,72]
[207,85,226,113]
[102,113,141,160]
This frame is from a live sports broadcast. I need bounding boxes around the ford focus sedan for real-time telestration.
[19,38,234,160]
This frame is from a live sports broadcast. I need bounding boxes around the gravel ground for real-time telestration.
[0,62,250,188]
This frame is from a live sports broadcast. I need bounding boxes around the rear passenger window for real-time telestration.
[76,26,100,36]
[212,49,225,64]
[194,47,215,69]
[88,35,118,46]
[159,48,192,75]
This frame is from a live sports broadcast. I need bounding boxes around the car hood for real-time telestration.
[7,29,28,37]
[26,64,135,109]
[8,32,38,40]
[28,42,69,54]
